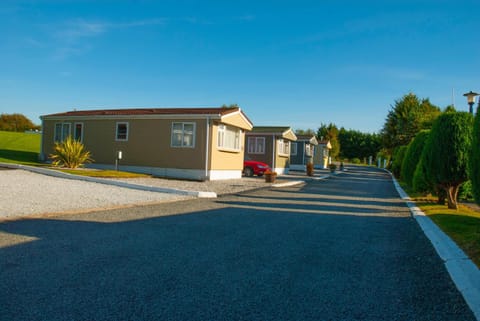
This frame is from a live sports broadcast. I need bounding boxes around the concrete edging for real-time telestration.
[388,171,480,320]
[0,163,217,198]
[272,180,305,188]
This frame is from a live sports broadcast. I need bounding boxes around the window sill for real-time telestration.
[217,147,241,153]
[171,145,195,148]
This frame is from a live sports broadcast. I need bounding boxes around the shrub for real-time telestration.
[391,145,407,178]
[50,136,93,169]
[351,158,361,164]
[413,157,432,195]
[329,163,337,172]
[401,130,430,189]
[459,180,473,201]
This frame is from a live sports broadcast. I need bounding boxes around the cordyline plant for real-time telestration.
[50,136,93,169]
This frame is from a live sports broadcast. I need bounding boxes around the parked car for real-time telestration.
[243,159,270,177]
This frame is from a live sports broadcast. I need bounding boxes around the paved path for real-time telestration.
[0,166,475,320]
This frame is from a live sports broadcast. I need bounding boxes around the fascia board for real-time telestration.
[41,114,223,121]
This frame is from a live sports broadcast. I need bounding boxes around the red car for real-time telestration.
[243,160,271,177]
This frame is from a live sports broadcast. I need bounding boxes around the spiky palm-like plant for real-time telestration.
[50,136,93,168]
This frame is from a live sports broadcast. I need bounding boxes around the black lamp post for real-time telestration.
[463,91,479,114]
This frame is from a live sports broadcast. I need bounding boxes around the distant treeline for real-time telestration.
[0,113,41,132]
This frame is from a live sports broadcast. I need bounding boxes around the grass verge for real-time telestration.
[58,169,150,178]
[400,180,480,268]
[415,201,480,268]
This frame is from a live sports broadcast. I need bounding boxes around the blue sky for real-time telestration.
[1,0,479,133]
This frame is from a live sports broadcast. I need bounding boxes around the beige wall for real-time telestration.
[42,117,208,169]
[209,122,245,170]
[221,112,252,130]
[275,138,291,170]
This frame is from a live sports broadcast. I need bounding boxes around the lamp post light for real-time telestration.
[463,91,479,114]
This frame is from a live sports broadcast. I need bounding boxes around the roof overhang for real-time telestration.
[297,135,318,145]
[282,128,297,141]
[220,109,253,131]
[41,108,254,132]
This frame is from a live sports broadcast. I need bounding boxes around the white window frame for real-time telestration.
[74,122,84,142]
[54,122,71,142]
[278,139,290,156]
[290,142,297,156]
[171,122,196,148]
[115,122,129,141]
[248,137,265,154]
[217,124,241,152]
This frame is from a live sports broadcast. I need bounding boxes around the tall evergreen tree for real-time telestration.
[470,105,480,205]
[338,128,381,160]
[317,123,340,159]
[422,112,473,209]
[381,93,440,153]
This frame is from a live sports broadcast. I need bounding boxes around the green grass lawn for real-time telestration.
[0,130,41,165]
[0,130,148,178]
[398,181,480,267]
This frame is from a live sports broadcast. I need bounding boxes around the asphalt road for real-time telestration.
[0,166,475,320]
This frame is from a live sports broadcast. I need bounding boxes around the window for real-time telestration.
[74,123,83,142]
[171,122,195,148]
[278,139,290,156]
[116,122,129,141]
[290,142,297,156]
[54,123,71,142]
[217,124,241,151]
[248,137,265,154]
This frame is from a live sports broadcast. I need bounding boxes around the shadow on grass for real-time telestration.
[0,149,40,164]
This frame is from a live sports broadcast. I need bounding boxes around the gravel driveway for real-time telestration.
[0,167,309,220]
[0,169,191,220]
[0,166,474,320]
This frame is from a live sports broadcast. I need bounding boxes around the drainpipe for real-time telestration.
[39,117,44,161]
[272,135,276,172]
[302,143,305,165]
[205,117,210,180]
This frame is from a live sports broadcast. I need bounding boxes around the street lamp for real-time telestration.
[463,91,479,114]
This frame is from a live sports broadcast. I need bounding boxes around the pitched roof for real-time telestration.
[42,107,242,118]
[318,140,332,149]
[250,126,291,133]
[296,134,319,145]
[249,126,297,141]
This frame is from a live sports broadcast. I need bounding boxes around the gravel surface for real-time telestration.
[0,169,192,220]
[0,168,310,220]
[105,175,303,194]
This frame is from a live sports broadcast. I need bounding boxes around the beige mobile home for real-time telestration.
[244,126,297,175]
[40,107,253,181]
[313,140,332,169]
